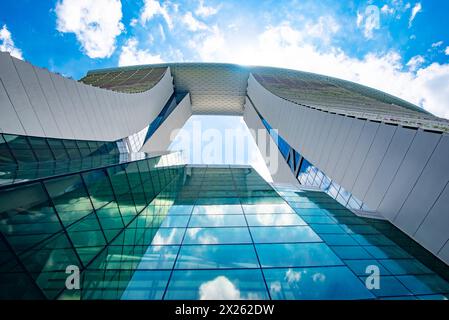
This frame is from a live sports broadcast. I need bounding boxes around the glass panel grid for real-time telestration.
[2,166,449,300]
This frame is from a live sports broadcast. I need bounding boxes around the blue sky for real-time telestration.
[1,0,448,118]
[1,0,449,178]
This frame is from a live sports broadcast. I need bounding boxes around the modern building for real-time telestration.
[1,51,449,299]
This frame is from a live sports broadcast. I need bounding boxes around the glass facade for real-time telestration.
[2,164,449,300]
[0,133,123,165]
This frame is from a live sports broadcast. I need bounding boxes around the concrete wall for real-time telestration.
[0,52,174,141]
[141,93,193,153]
[247,73,449,265]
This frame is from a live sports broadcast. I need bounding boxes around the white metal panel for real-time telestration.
[243,99,299,186]
[378,130,441,220]
[395,133,449,234]
[0,77,25,134]
[363,126,416,209]
[291,106,307,153]
[283,101,298,147]
[341,121,379,192]
[352,123,397,200]
[315,112,333,170]
[76,84,100,139]
[14,108,44,136]
[301,109,320,161]
[321,114,343,175]
[62,77,87,139]
[307,110,325,164]
[0,53,33,112]
[141,94,192,152]
[49,73,75,137]
[2,56,44,136]
[85,86,106,139]
[95,88,115,139]
[437,240,449,266]
[333,118,365,182]
[414,182,449,254]
[325,115,350,178]
[33,67,67,137]
[67,80,92,139]
[297,107,314,156]
[12,59,55,136]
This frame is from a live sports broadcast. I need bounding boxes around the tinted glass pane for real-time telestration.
[256,243,343,268]
[175,245,259,269]
[264,266,374,300]
[165,269,269,300]
[188,214,247,227]
[183,227,251,245]
[250,226,321,244]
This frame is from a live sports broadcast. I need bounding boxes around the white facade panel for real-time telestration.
[0,78,25,134]
[352,124,397,200]
[321,115,343,175]
[394,134,449,235]
[363,126,416,209]
[340,121,380,194]
[414,182,449,255]
[12,59,53,136]
[49,73,75,137]
[33,67,67,137]
[315,112,334,171]
[0,53,174,142]
[142,94,192,153]
[333,119,365,183]
[243,98,299,187]
[378,130,441,220]
[0,53,32,112]
[438,240,449,265]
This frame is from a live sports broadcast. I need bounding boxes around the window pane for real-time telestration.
[264,266,374,300]
[183,227,251,245]
[165,269,269,300]
[250,226,321,243]
[175,245,259,269]
[256,243,342,267]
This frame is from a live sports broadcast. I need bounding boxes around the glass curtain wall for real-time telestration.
[0,153,184,299]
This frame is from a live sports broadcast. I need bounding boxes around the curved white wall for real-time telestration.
[0,52,174,141]
[243,97,300,187]
[141,93,192,153]
[247,73,449,266]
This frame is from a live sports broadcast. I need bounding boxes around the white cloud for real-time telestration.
[0,25,23,59]
[199,276,241,300]
[381,5,394,14]
[55,0,124,59]
[431,41,443,48]
[118,38,163,67]
[140,0,173,29]
[187,21,449,119]
[195,0,219,18]
[159,24,166,42]
[357,8,380,39]
[409,3,422,28]
[406,55,425,71]
[285,269,301,283]
[188,25,225,61]
[305,16,340,43]
[445,47,449,56]
[182,12,208,31]
[356,11,364,28]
